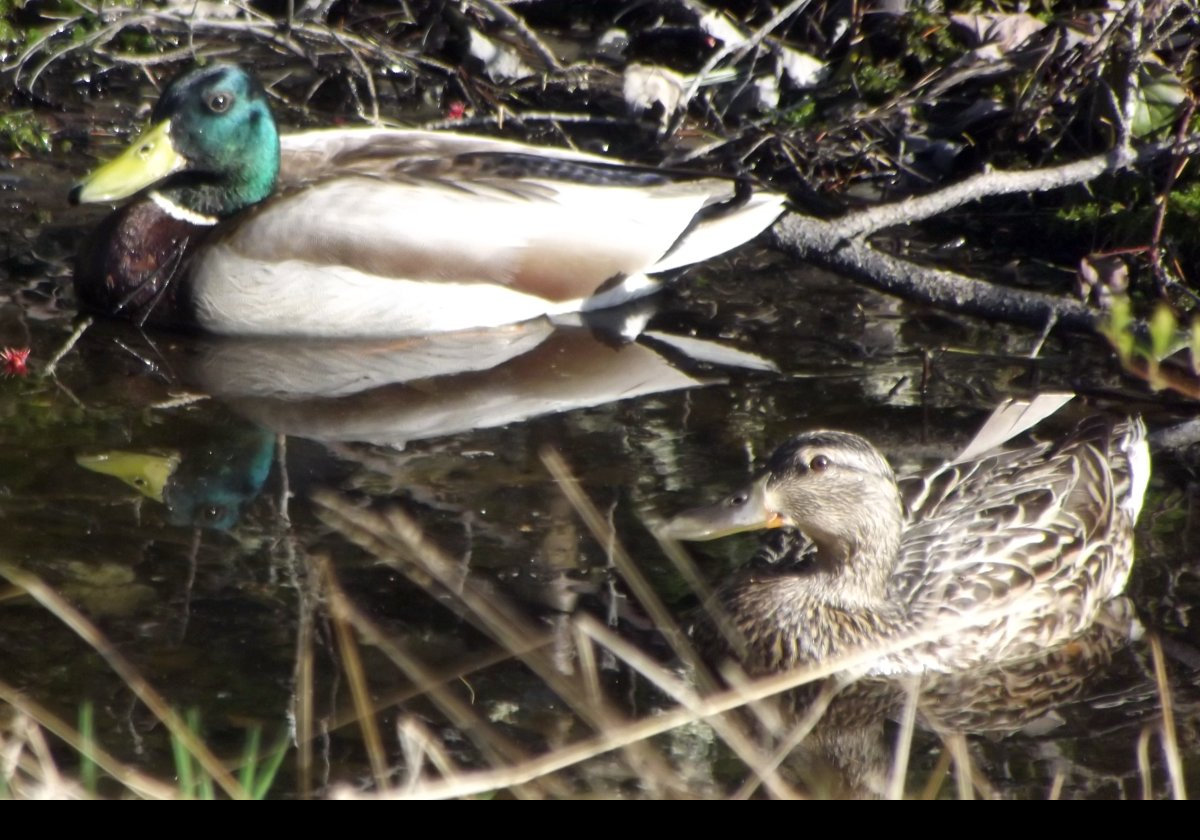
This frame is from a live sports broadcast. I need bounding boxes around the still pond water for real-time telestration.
[0,142,1197,798]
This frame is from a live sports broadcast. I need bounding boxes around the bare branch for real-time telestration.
[834,153,1118,240]
[772,213,1099,331]
[1113,0,1145,167]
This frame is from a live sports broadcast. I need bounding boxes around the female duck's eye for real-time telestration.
[810,454,830,472]
[207,92,232,113]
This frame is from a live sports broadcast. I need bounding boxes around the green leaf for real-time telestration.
[1190,317,1200,374]
[1101,296,1135,361]
[1149,303,1178,360]
[239,727,262,794]
[79,702,98,795]
[1132,63,1187,138]
[252,733,292,800]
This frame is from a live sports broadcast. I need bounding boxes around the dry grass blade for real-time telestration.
[0,563,248,799]
[331,591,1039,798]
[1149,633,1187,800]
[321,560,564,799]
[947,734,975,800]
[1048,767,1065,801]
[322,645,540,735]
[654,533,750,664]
[572,615,802,800]
[541,448,813,798]
[0,680,177,799]
[2,714,80,799]
[397,718,461,794]
[539,447,713,684]
[313,494,544,655]
[312,491,680,795]
[886,677,920,800]
[918,748,952,800]
[1137,724,1154,799]
[543,446,808,773]
[39,316,90,379]
[572,622,603,708]
[729,678,839,800]
[322,559,389,789]
[294,568,315,801]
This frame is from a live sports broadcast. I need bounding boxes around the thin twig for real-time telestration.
[670,0,813,134]
[40,317,91,380]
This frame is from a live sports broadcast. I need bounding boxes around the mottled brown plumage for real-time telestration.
[667,415,1150,676]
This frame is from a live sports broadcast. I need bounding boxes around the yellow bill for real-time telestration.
[71,119,187,204]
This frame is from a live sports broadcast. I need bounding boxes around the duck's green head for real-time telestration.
[70,64,280,219]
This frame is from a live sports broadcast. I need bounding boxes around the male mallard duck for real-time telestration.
[70,64,785,338]
[659,410,1150,676]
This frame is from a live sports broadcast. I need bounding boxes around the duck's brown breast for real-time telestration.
[74,200,206,330]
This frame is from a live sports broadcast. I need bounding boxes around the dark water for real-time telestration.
[1,151,1198,798]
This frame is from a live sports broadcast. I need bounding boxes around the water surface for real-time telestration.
[0,145,1196,799]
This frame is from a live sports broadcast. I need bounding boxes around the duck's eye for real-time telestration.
[202,505,228,523]
[206,92,232,114]
[728,492,749,507]
[809,454,830,472]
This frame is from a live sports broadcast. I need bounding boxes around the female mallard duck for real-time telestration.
[659,410,1150,676]
[70,64,785,338]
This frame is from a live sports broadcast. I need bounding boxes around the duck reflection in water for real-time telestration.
[77,425,275,531]
[74,300,775,530]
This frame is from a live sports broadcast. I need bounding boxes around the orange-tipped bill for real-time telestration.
[655,477,786,541]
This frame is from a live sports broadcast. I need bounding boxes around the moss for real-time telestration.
[1049,175,1200,285]
[776,99,818,128]
[849,3,967,102]
[855,59,906,99]
[0,110,52,154]
[906,5,961,63]
[1170,180,1200,218]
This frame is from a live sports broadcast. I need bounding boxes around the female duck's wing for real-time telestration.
[891,417,1147,663]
